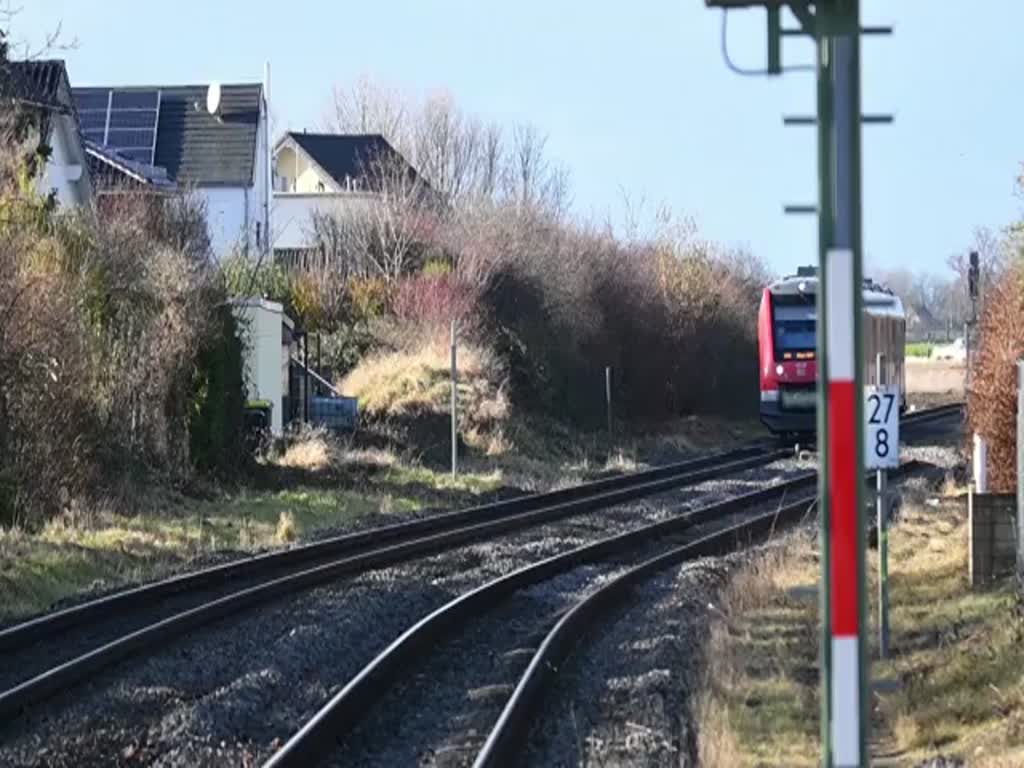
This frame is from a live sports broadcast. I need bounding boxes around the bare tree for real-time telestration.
[325,76,568,211]
[946,226,1006,320]
[479,122,503,200]
[326,74,409,149]
[308,147,435,284]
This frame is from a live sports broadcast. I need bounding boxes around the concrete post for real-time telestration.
[973,433,988,494]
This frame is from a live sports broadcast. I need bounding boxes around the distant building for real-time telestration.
[2,59,93,208]
[72,81,271,259]
[271,132,421,261]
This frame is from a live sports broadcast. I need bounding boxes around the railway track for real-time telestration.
[259,404,961,768]
[262,460,932,768]
[0,402,960,760]
[0,442,786,725]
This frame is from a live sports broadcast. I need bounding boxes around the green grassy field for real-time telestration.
[905,341,935,358]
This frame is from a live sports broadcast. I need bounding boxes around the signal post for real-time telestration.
[703,1,882,765]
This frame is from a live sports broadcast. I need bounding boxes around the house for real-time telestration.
[72,80,271,259]
[85,140,178,196]
[271,132,421,261]
[2,59,93,208]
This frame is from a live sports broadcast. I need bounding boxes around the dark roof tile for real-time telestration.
[72,83,262,187]
[1,60,70,111]
[285,132,412,189]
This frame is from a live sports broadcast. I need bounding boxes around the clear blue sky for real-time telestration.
[12,1,1024,278]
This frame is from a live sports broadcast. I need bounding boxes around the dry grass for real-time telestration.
[0,485,417,622]
[275,511,298,543]
[697,531,821,768]
[698,483,1024,767]
[341,338,507,422]
[275,428,399,473]
[277,436,337,472]
[905,358,966,396]
[873,492,1024,765]
[0,428,506,623]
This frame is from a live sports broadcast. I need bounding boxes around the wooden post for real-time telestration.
[605,366,612,437]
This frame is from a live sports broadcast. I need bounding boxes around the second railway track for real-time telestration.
[264,460,935,768]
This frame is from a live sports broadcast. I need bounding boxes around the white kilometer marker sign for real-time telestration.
[865,385,899,470]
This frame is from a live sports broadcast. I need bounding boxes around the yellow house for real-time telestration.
[271,131,420,258]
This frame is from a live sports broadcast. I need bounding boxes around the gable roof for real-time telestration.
[1,59,72,112]
[72,83,263,187]
[280,132,414,190]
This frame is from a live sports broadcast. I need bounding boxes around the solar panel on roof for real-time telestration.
[73,88,161,166]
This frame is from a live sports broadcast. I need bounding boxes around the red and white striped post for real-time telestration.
[817,4,869,763]
[825,247,864,766]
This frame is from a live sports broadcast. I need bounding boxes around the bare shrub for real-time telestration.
[392,271,479,338]
[969,262,1024,492]
[88,193,239,476]
[314,79,765,431]
[0,115,244,524]
[476,207,765,425]
[0,217,101,524]
[307,148,438,285]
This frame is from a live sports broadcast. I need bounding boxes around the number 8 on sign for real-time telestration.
[865,385,900,469]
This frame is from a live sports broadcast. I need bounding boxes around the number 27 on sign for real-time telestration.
[865,385,900,470]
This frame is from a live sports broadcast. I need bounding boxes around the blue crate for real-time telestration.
[308,395,359,430]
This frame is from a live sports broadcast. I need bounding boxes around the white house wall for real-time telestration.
[272,193,379,251]
[41,116,89,208]
[199,105,270,261]
[200,186,249,259]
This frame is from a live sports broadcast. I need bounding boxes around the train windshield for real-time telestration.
[772,299,816,357]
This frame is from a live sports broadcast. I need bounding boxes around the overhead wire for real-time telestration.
[719,9,816,77]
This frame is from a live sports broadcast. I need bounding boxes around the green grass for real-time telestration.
[382,464,504,494]
[698,491,1024,767]
[0,413,762,626]
[0,485,425,622]
[906,341,934,358]
[697,535,821,767]
[874,499,1024,764]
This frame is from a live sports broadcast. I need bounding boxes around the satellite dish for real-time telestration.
[206,82,222,115]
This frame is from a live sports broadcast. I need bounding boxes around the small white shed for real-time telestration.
[231,297,293,436]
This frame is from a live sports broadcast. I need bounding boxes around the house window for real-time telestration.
[256,221,262,249]
[317,181,325,192]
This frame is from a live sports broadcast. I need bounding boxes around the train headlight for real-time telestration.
[776,364,784,376]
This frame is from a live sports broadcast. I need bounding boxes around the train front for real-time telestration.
[758,272,818,437]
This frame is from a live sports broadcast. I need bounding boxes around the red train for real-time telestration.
[758,266,906,438]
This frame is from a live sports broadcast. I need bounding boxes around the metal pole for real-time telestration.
[605,366,613,437]
[818,3,868,765]
[1018,361,1024,579]
[302,333,308,422]
[876,352,889,659]
[965,320,971,392]
[451,320,458,478]
[815,18,835,761]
